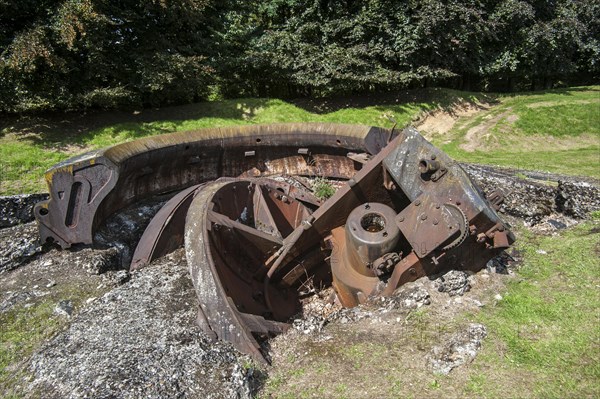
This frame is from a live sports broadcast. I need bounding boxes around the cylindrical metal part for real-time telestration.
[344,203,400,277]
[418,158,440,174]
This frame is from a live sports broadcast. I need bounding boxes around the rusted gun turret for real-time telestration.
[36,124,513,363]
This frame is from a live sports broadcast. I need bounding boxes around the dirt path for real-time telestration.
[414,101,518,152]
[415,103,486,140]
[459,109,516,152]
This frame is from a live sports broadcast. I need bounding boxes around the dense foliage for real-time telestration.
[1,0,598,112]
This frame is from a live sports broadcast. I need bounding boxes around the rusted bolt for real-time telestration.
[409,268,416,275]
[435,204,440,209]
[365,204,371,210]
[419,158,440,174]
[415,200,421,206]
[420,214,427,221]
[398,216,404,222]
[433,219,439,225]
[456,200,461,206]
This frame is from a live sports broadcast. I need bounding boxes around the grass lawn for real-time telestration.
[431,86,600,178]
[4,86,598,195]
[468,219,600,398]
[0,92,455,195]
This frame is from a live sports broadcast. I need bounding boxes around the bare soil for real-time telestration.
[416,102,487,141]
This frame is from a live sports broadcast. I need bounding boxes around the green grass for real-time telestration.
[0,281,109,397]
[0,301,61,396]
[471,221,600,398]
[0,88,490,195]
[433,86,600,178]
[1,86,598,194]
[312,177,336,200]
[0,97,434,194]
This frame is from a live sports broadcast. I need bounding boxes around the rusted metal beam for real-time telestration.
[36,123,390,248]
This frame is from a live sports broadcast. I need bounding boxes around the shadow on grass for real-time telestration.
[6,85,594,149]
[499,85,600,99]
[0,88,497,150]
[0,98,271,149]
[290,87,500,114]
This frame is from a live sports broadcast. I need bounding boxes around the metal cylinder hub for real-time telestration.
[344,202,400,276]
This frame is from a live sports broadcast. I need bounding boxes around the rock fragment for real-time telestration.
[428,323,487,374]
[435,270,470,296]
[0,193,49,228]
[392,283,431,309]
[462,164,600,224]
[53,300,74,317]
[0,222,42,274]
[556,181,600,219]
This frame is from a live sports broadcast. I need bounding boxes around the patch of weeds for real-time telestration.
[312,177,336,200]
[261,373,284,397]
[0,301,63,396]
[285,352,297,363]
[344,344,366,369]
[405,308,432,350]
[429,379,441,389]
[313,361,327,374]
[289,367,306,377]
[334,383,349,397]
[465,373,487,395]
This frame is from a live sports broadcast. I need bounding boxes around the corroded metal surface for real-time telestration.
[130,184,204,271]
[36,123,514,364]
[36,123,389,248]
[184,178,316,363]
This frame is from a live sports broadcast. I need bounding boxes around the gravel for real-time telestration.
[463,164,600,224]
[27,250,258,399]
[556,180,600,219]
[53,300,74,317]
[427,323,488,374]
[0,222,43,274]
[434,270,471,296]
[0,193,49,228]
